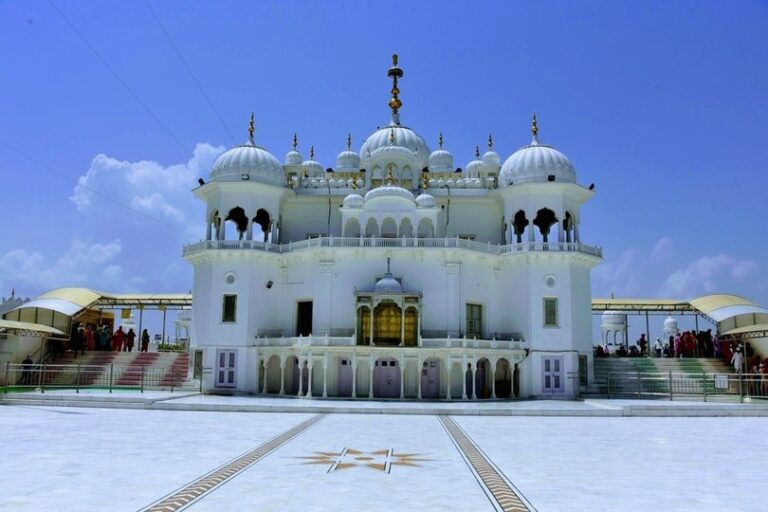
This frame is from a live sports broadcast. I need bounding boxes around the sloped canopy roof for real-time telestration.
[0,319,65,336]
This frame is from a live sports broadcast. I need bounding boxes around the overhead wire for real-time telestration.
[144,0,236,145]
[47,0,192,156]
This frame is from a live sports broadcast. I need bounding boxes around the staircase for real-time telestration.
[591,357,734,397]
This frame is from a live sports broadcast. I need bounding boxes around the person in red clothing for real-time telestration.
[84,325,95,351]
[112,326,125,352]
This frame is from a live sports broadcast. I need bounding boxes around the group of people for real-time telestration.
[48,324,152,361]
[595,329,720,359]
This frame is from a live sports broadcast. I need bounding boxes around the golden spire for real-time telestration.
[292,133,298,151]
[487,133,494,150]
[310,145,315,159]
[351,178,358,190]
[387,53,404,123]
[475,145,480,159]
[346,133,352,150]
[531,112,540,144]
[248,113,255,143]
[438,132,444,148]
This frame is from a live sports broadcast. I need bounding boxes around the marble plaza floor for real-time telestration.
[1,400,767,511]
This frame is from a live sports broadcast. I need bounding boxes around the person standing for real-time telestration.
[85,325,95,352]
[20,354,33,385]
[99,325,111,351]
[141,329,150,353]
[731,347,744,374]
[654,338,663,358]
[113,326,125,352]
[125,328,136,352]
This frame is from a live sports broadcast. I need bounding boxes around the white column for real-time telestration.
[279,359,285,396]
[298,360,304,397]
[206,221,212,241]
[446,356,452,400]
[307,362,314,398]
[400,303,405,346]
[246,219,254,241]
[470,363,477,400]
[351,357,357,398]
[369,306,375,345]
[417,356,422,400]
[399,357,405,399]
[574,223,580,243]
[491,359,497,399]
[368,357,374,399]
[322,359,328,398]
[462,358,468,400]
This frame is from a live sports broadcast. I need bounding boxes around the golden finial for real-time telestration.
[488,134,494,150]
[346,133,352,150]
[310,145,315,159]
[385,163,394,184]
[292,133,298,151]
[422,173,428,190]
[389,128,395,145]
[475,145,480,159]
[438,132,444,148]
[387,53,404,121]
[531,112,539,136]
[248,113,255,143]
[351,178,358,190]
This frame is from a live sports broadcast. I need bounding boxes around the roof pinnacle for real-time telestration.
[475,145,480,159]
[346,133,352,151]
[531,112,540,144]
[248,113,255,144]
[488,133,494,150]
[310,145,315,159]
[292,133,298,151]
[387,54,404,124]
[438,132,444,148]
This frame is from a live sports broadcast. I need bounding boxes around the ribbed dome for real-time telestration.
[415,192,435,208]
[284,150,303,166]
[374,274,403,293]
[342,192,364,209]
[303,158,324,178]
[601,311,627,326]
[465,158,485,178]
[336,150,361,172]
[499,137,576,186]
[428,149,454,173]
[210,142,285,186]
[360,125,430,168]
[363,185,415,203]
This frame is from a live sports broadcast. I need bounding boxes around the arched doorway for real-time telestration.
[495,358,512,398]
[534,208,558,243]
[344,218,361,238]
[421,358,440,399]
[253,208,271,242]
[475,358,491,399]
[373,301,402,346]
[373,358,400,398]
[285,356,300,395]
[337,358,353,397]
[400,217,414,238]
[381,217,397,238]
[266,355,281,393]
[513,210,528,243]
[225,207,248,240]
[417,218,434,238]
[365,218,378,237]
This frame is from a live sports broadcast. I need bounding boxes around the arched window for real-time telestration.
[253,209,271,242]
[533,208,558,243]
[400,218,414,238]
[225,207,248,240]
[513,210,528,243]
[344,218,361,238]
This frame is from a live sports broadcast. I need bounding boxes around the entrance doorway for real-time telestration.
[421,359,440,398]
[542,356,564,394]
[296,301,313,336]
[215,350,236,388]
[337,358,353,397]
[373,358,400,398]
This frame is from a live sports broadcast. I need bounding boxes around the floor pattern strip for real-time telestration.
[141,414,326,512]
[439,415,532,512]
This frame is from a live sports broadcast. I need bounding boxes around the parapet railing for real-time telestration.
[2,362,194,394]
[184,237,602,258]
[252,333,526,350]
[597,371,768,402]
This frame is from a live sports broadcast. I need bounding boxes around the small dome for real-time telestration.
[284,150,303,166]
[303,158,324,178]
[360,125,430,168]
[336,150,361,172]
[482,150,500,167]
[374,274,403,294]
[415,192,435,208]
[465,158,485,178]
[342,192,364,209]
[664,316,678,328]
[363,185,415,203]
[601,311,627,326]
[499,117,577,186]
[429,149,454,173]
[210,141,285,187]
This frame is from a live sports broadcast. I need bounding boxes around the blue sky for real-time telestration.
[1,0,767,337]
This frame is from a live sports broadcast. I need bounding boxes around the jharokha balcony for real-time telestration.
[182,236,602,258]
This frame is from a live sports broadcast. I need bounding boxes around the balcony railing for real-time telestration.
[252,333,527,350]
[184,237,602,258]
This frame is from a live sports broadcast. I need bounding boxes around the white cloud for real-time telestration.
[70,142,224,224]
[0,239,144,293]
[659,255,759,298]
[650,236,674,262]
[592,248,643,297]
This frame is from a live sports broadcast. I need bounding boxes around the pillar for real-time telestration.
[417,357,422,400]
[470,364,477,400]
[399,357,405,399]
[298,360,304,397]
[369,307,375,346]
[206,221,212,241]
[307,362,313,398]
[491,359,497,399]
[246,219,253,241]
[368,357,374,399]
[279,359,285,396]
[263,358,269,394]
[574,223,580,243]
[462,361,468,400]
[322,360,328,398]
[400,302,405,346]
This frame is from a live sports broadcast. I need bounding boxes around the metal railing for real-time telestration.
[600,371,768,402]
[183,237,602,258]
[2,362,191,394]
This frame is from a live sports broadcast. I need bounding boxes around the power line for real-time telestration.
[47,0,192,156]
[144,0,236,145]
[0,140,178,229]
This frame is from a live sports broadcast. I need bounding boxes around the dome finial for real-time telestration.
[475,145,480,159]
[386,256,391,274]
[387,53,404,125]
[488,133,494,150]
[310,145,315,160]
[292,133,298,151]
[438,132,444,148]
[346,133,352,150]
[248,113,255,144]
[531,112,540,144]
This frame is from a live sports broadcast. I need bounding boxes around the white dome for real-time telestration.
[360,125,430,168]
[363,185,415,203]
[210,142,285,187]
[499,136,576,186]
[284,150,303,166]
[415,192,435,208]
[336,150,361,172]
[374,274,403,293]
[342,192,364,209]
[465,158,485,178]
[428,149,454,173]
[664,316,678,328]
[482,150,500,167]
[303,158,324,178]
[601,311,627,326]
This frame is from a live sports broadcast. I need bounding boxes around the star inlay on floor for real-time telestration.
[297,448,432,473]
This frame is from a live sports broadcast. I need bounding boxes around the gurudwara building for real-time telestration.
[183,55,602,399]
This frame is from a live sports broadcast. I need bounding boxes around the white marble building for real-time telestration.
[183,55,602,399]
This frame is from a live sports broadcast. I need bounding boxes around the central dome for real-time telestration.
[210,142,285,186]
[360,125,431,168]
